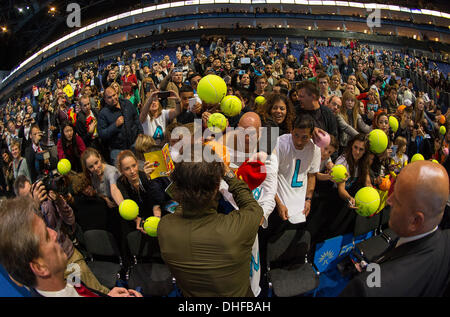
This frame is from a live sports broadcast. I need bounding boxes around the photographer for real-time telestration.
[24,125,57,183]
[13,175,110,295]
[0,196,142,297]
[18,112,35,155]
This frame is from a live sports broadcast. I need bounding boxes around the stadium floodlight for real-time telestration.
[171,1,185,7]
[388,5,400,11]
[143,5,156,12]
[349,2,364,8]
[156,3,171,9]
[130,9,143,16]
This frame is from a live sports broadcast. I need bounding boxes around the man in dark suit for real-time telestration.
[24,125,57,183]
[340,161,450,297]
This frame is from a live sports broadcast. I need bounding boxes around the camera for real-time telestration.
[37,174,69,196]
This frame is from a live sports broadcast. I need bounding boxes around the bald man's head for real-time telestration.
[104,86,119,107]
[238,112,262,130]
[388,161,449,237]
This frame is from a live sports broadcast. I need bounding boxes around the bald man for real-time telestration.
[341,161,450,297]
[98,87,143,164]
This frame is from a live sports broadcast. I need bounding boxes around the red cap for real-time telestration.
[235,160,267,190]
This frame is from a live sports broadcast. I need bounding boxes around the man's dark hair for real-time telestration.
[296,80,320,99]
[170,150,225,212]
[179,85,194,94]
[292,114,315,133]
[13,175,31,197]
[188,73,201,82]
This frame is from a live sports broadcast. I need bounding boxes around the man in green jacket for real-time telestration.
[158,155,264,297]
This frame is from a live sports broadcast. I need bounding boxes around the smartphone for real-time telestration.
[188,98,197,111]
[158,91,171,99]
[144,82,152,93]
[390,145,398,158]
[240,57,250,64]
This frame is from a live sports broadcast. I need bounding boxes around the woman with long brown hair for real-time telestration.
[256,92,296,136]
[327,134,372,237]
[115,150,171,234]
[81,147,123,208]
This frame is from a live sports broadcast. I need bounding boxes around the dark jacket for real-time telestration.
[158,177,263,297]
[296,105,338,139]
[340,229,450,297]
[116,172,171,219]
[37,110,59,146]
[98,98,143,150]
[24,143,58,183]
[75,108,99,147]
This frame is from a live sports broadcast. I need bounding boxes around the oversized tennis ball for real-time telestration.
[388,116,399,133]
[368,129,388,154]
[354,187,380,217]
[220,95,242,117]
[439,115,446,125]
[207,112,228,133]
[255,96,266,106]
[330,164,348,183]
[411,153,424,163]
[440,125,446,136]
[143,216,160,237]
[57,159,71,175]
[197,75,227,104]
[119,199,139,221]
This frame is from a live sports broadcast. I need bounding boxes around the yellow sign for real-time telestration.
[63,84,74,98]
[143,144,174,179]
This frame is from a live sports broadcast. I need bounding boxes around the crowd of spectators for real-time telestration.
[0,34,449,297]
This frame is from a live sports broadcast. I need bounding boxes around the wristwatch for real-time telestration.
[305,197,312,202]
[224,170,236,182]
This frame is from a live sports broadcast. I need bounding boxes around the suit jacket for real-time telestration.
[340,229,450,297]
[18,125,32,156]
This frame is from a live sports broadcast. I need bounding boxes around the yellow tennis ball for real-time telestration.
[119,199,139,221]
[432,159,439,164]
[368,129,388,154]
[440,125,446,136]
[57,159,71,175]
[207,112,228,133]
[220,95,242,117]
[197,75,227,104]
[143,216,160,237]
[411,153,424,162]
[330,164,348,183]
[255,96,266,106]
[389,116,399,133]
[354,187,380,217]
